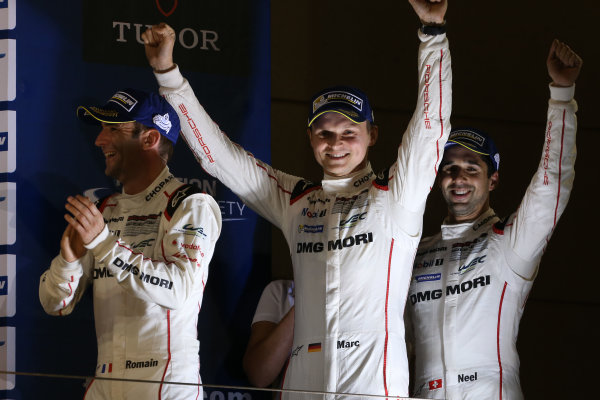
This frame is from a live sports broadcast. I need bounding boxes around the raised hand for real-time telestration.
[547,39,582,87]
[60,224,87,262]
[142,23,177,72]
[408,0,447,25]
[64,195,105,245]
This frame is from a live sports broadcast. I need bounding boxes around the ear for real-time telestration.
[488,171,499,192]
[140,129,161,150]
[369,124,379,146]
[306,127,312,142]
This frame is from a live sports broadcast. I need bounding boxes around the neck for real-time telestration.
[446,204,491,225]
[121,158,166,195]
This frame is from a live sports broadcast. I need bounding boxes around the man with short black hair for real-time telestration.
[406,39,581,399]
[39,88,222,399]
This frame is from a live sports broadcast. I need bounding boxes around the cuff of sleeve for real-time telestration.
[50,254,83,280]
[420,22,447,36]
[85,225,110,251]
[549,83,575,102]
[154,65,185,89]
[417,29,447,44]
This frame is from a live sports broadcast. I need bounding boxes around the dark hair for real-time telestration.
[132,121,174,162]
[480,155,495,178]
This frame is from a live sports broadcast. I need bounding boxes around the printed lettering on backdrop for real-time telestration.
[2,1,271,399]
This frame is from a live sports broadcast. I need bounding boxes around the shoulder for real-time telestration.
[290,179,322,205]
[95,193,118,213]
[418,231,442,250]
[164,183,220,222]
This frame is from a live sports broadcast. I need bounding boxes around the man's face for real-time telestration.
[94,122,143,183]
[438,145,498,223]
[307,112,377,177]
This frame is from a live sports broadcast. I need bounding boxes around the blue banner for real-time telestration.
[0,1,271,398]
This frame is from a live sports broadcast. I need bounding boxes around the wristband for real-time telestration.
[420,22,446,36]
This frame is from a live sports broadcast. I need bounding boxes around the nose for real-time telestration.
[449,166,466,181]
[326,132,342,148]
[95,126,111,147]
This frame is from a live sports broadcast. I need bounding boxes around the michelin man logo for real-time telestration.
[153,113,172,134]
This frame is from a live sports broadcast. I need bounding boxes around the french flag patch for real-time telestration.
[99,363,112,374]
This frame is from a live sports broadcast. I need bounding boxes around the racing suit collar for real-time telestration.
[440,208,500,240]
[321,163,374,194]
[120,166,174,203]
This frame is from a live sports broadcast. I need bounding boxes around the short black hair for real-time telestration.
[132,121,174,162]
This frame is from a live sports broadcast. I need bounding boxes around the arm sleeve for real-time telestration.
[386,31,452,237]
[251,280,295,325]
[155,69,300,230]
[504,84,577,280]
[39,252,93,316]
[85,193,222,309]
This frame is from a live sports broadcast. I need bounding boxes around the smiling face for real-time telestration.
[94,122,144,184]
[307,112,378,177]
[439,145,499,224]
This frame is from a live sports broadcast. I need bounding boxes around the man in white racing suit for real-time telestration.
[39,88,222,400]
[406,40,581,399]
[143,1,450,397]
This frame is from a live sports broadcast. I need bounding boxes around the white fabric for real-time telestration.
[406,87,577,400]
[252,280,295,325]
[156,31,451,400]
[39,167,222,400]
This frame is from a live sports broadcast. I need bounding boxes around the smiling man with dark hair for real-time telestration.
[39,88,222,399]
[406,39,582,400]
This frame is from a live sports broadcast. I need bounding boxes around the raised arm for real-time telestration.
[384,0,452,237]
[409,0,447,25]
[506,40,581,280]
[142,24,299,229]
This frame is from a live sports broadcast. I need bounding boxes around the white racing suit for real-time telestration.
[156,31,451,399]
[39,167,222,400]
[406,85,577,399]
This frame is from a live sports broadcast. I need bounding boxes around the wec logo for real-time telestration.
[182,223,207,237]
[458,255,486,274]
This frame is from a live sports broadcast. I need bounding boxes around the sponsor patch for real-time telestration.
[415,273,441,283]
[298,224,324,233]
[332,190,369,214]
[152,113,172,133]
[291,345,303,357]
[109,90,138,112]
[312,91,363,113]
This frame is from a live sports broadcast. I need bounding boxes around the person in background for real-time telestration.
[243,280,295,389]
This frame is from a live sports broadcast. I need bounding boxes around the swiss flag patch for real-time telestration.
[429,379,443,390]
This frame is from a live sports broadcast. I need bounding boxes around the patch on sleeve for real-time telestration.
[372,168,390,191]
[290,179,321,205]
[492,216,510,235]
[164,184,202,221]
[95,194,117,213]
